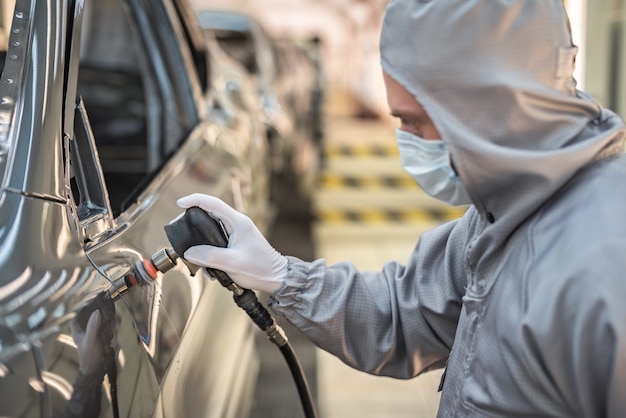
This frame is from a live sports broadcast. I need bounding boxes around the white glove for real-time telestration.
[177,193,288,294]
[70,310,103,376]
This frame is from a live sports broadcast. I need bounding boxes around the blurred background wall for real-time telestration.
[568,0,626,119]
[190,0,626,120]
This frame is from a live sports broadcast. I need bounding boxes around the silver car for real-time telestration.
[197,10,321,203]
[0,0,271,416]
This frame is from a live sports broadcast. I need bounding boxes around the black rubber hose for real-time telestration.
[279,342,318,418]
[231,288,317,417]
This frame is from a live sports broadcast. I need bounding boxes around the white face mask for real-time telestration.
[396,129,472,206]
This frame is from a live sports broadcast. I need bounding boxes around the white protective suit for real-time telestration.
[269,1,626,416]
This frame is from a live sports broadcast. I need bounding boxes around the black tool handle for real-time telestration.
[164,207,228,254]
[164,207,274,329]
[164,207,236,287]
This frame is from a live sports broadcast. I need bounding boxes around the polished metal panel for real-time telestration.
[0,0,29,187]
[6,0,69,201]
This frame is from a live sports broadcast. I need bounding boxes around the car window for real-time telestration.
[213,29,259,75]
[77,0,155,215]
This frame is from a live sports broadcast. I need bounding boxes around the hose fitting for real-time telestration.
[151,247,179,274]
[110,258,159,300]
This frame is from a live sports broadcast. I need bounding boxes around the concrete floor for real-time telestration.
[251,88,458,417]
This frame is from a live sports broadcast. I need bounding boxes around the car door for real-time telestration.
[74,0,266,416]
[0,0,266,417]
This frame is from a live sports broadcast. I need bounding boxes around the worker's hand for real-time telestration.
[70,310,103,376]
[177,193,288,294]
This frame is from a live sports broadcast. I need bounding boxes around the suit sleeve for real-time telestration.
[268,210,477,378]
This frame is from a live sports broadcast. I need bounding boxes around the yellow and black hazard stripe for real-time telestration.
[315,207,467,224]
[324,144,398,158]
[319,173,418,189]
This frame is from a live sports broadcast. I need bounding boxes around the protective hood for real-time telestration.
[380,0,625,255]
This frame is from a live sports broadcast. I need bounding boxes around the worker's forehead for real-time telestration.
[383,72,427,116]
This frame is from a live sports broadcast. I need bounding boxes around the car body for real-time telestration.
[0,0,271,416]
[196,10,321,202]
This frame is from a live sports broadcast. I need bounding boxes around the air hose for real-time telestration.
[162,207,318,418]
[279,342,317,418]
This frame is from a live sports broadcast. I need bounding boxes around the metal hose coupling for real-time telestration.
[150,247,179,274]
[109,246,183,301]
[266,323,288,347]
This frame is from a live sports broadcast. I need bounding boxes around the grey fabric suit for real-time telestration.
[270,1,626,416]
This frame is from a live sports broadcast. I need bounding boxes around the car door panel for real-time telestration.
[83,122,253,376]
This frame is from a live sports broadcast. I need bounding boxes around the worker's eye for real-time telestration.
[400,118,424,137]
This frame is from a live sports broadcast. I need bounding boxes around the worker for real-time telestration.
[178,0,626,416]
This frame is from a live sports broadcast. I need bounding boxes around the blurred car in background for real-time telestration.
[196,10,322,204]
[273,36,325,189]
[0,0,271,416]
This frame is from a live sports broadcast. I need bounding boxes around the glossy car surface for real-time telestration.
[0,0,270,417]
